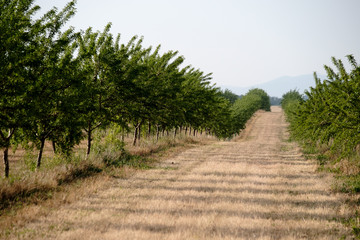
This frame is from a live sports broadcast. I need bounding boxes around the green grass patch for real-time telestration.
[341,212,360,239]
[334,174,360,194]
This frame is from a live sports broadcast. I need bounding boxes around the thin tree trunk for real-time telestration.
[138,123,141,142]
[1,129,14,178]
[174,127,177,139]
[3,147,9,178]
[133,123,140,146]
[121,127,125,142]
[189,127,192,136]
[133,127,138,146]
[37,137,45,169]
[207,128,211,136]
[148,122,151,138]
[52,141,56,154]
[156,125,160,142]
[86,128,92,158]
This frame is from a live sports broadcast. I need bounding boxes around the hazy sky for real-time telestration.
[35,0,360,88]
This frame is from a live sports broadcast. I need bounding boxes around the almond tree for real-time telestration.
[77,24,139,156]
[282,55,360,157]
[0,0,40,177]
[140,48,185,142]
[21,1,79,168]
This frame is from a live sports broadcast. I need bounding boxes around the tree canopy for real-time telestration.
[282,55,360,157]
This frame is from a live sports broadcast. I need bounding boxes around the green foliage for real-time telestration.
[220,89,240,105]
[91,125,153,169]
[336,174,360,193]
[281,89,303,123]
[283,55,360,158]
[230,88,271,134]
[92,124,124,154]
[0,0,43,177]
[247,88,271,111]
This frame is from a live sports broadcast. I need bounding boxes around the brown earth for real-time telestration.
[3,106,353,239]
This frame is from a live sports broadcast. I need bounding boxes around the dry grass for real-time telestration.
[0,152,103,210]
[0,132,212,210]
[126,133,215,157]
[0,133,215,239]
[1,106,354,239]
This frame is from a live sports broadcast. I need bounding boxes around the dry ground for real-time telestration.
[3,106,353,239]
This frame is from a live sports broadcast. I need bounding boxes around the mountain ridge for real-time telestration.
[220,74,326,98]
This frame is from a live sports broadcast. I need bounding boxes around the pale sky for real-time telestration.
[35,0,360,88]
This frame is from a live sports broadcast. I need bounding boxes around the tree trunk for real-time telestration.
[137,123,141,142]
[156,125,160,142]
[121,127,125,142]
[133,123,140,146]
[52,141,56,154]
[189,127,192,136]
[37,137,45,169]
[207,128,211,136]
[174,128,177,139]
[3,147,9,178]
[86,128,92,158]
[1,129,14,178]
[133,127,138,146]
[148,122,151,138]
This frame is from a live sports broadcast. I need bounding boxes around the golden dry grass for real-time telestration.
[2,106,354,239]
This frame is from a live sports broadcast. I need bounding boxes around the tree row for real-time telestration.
[281,55,360,158]
[0,0,270,178]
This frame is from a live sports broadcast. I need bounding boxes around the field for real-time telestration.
[1,106,354,239]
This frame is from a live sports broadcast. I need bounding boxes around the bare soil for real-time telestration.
[3,106,353,239]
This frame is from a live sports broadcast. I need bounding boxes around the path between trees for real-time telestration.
[12,106,352,239]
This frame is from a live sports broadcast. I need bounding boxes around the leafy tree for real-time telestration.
[220,89,240,105]
[283,55,360,157]
[281,89,303,122]
[21,1,79,168]
[247,88,271,111]
[206,92,233,139]
[121,45,186,145]
[144,49,185,141]
[0,0,40,177]
[77,23,121,156]
[230,88,270,135]
[181,68,214,133]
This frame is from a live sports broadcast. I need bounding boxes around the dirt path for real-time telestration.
[10,106,352,239]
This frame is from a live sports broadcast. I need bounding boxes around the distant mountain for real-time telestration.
[221,74,326,98]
